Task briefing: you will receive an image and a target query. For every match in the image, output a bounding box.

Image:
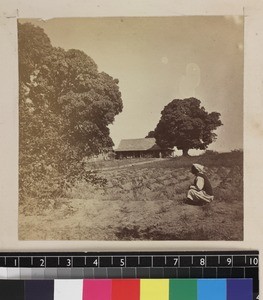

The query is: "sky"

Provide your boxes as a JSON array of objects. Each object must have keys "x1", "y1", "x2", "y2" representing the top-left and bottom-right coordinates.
[{"x1": 20, "y1": 17, "x2": 244, "y2": 154}]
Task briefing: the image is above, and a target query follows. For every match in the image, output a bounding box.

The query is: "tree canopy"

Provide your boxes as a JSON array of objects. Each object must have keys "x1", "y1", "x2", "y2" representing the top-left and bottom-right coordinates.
[
  {"x1": 150, "y1": 98, "x2": 222, "y2": 156},
  {"x1": 145, "y1": 131, "x2": 155, "y2": 138},
  {"x1": 18, "y1": 22, "x2": 123, "y2": 198}
]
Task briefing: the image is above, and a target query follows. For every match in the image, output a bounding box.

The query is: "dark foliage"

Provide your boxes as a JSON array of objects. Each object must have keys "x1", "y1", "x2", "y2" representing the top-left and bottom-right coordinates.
[
  {"x1": 18, "y1": 22, "x2": 123, "y2": 199},
  {"x1": 145, "y1": 131, "x2": 155, "y2": 138},
  {"x1": 151, "y1": 98, "x2": 222, "y2": 155}
]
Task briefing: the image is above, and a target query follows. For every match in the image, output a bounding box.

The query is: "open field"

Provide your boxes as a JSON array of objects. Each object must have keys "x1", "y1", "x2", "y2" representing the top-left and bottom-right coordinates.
[{"x1": 19, "y1": 152, "x2": 243, "y2": 240}]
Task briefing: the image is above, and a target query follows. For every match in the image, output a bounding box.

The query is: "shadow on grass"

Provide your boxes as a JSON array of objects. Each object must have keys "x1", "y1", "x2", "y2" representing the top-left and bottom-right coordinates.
[{"x1": 115, "y1": 225, "x2": 213, "y2": 240}]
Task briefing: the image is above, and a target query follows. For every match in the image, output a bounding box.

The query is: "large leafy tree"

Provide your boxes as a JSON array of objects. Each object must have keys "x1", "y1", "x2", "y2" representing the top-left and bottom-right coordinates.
[
  {"x1": 18, "y1": 22, "x2": 123, "y2": 198},
  {"x1": 151, "y1": 98, "x2": 222, "y2": 156}
]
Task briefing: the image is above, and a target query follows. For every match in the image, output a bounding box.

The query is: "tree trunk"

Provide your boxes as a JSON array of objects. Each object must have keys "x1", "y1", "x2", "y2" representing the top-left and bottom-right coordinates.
[{"x1": 182, "y1": 148, "x2": 190, "y2": 156}]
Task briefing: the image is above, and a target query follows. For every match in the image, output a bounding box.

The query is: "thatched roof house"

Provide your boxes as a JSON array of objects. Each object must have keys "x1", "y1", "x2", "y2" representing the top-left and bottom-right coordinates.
[{"x1": 115, "y1": 138, "x2": 174, "y2": 159}]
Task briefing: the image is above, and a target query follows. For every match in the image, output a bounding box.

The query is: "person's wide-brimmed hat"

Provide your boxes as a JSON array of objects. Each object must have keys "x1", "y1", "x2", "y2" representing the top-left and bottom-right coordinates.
[{"x1": 192, "y1": 163, "x2": 204, "y2": 173}]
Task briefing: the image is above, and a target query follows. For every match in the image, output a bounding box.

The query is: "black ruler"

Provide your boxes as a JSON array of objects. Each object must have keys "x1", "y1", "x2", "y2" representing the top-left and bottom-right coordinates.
[{"x1": 0, "y1": 251, "x2": 259, "y2": 299}]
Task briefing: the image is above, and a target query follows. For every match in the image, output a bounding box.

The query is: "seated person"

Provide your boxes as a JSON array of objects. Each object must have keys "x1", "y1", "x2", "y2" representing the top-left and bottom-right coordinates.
[{"x1": 186, "y1": 163, "x2": 214, "y2": 204}]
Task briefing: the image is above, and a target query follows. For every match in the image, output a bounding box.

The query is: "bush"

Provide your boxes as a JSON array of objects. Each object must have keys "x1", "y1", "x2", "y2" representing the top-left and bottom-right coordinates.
[{"x1": 203, "y1": 150, "x2": 219, "y2": 156}]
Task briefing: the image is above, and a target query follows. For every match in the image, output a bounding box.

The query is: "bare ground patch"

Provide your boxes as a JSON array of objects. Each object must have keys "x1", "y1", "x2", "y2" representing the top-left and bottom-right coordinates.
[{"x1": 19, "y1": 152, "x2": 243, "y2": 240}]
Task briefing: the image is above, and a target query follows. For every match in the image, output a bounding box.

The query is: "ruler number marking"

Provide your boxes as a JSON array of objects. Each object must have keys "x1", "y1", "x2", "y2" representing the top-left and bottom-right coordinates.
[
  {"x1": 174, "y1": 258, "x2": 178, "y2": 266},
  {"x1": 67, "y1": 258, "x2": 71, "y2": 267},
  {"x1": 120, "y1": 258, "x2": 125, "y2": 267},
  {"x1": 40, "y1": 258, "x2": 45, "y2": 267},
  {"x1": 227, "y1": 257, "x2": 232, "y2": 266},
  {"x1": 200, "y1": 258, "x2": 206, "y2": 266},
  {"x1": 93, "y1": 258, "x2": 98, "y2": 267},
  {"x1": 249, "y1": 257, "x2": 258, "y2": 266}
]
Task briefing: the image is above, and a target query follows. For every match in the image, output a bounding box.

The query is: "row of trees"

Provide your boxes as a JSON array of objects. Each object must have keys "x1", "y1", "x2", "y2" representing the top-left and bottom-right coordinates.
[
  {"x1": 19, "y1": 22, "x2": 123, "y2": 199},
  {"x1": 147, "y1": 98, "x2": 223, "y2": 156}
]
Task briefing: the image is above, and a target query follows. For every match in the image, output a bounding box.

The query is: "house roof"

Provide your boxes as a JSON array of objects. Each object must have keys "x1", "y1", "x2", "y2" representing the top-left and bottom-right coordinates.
[{"x1": 115, "y1": 138, "x2": 163, "y2": 152}]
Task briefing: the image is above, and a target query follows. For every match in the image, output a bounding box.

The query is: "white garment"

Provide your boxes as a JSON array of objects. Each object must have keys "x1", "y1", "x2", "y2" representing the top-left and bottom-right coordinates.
[
  {"x1": 187, "y1": 188, "x2": 214, "y2": 203},
  {"x1": 195, "y1": 176, "x2": 204, "y2": 190},
  {"x1": 192, "y1": 163, "x2": 204, "y2": 173}
]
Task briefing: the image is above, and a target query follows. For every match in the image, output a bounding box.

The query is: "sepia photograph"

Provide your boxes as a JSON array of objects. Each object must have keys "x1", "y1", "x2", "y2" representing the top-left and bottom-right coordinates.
[{"x1": 18, "y1": 16, "x2": 243, "y2": 240}]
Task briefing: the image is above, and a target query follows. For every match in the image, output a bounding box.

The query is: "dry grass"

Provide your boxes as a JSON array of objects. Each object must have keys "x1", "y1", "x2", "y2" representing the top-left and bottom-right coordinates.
[{"x1": 19, "y1": 152, "x2": 243, "y2": 240}]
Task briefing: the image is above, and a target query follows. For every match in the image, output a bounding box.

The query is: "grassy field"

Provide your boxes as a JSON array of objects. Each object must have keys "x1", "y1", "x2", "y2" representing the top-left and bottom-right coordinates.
[{"x1": 19, "y1": 151, "x2": 243, "y2": 240}]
